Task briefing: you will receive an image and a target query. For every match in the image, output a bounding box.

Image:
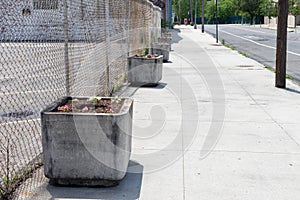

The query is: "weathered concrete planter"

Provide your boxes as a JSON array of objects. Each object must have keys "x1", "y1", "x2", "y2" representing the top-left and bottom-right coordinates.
[
  {"x1": 151, "y1": 43, "x2": 170, "y2": 62},
  {"x1": 158, "y1": 36, "x2": 172, "y2": 45},
  {"x1": 164, "y1": 33, "x2": 172, "y2": 37},
  {"x1": 41, "y1": 96, "x2": 133, "y2": 186},
  {"x1": 162, "y1": 31, "x2": 172, "y2": 38},
  {"x1": 127, "y1": 55, "x2": 163, "y2": 85}
]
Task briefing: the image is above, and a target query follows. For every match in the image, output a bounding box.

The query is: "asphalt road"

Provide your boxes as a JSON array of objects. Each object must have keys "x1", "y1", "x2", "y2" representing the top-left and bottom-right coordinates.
[{"x1": 204, "y1": 24, "x2": 300, "y2": 82}]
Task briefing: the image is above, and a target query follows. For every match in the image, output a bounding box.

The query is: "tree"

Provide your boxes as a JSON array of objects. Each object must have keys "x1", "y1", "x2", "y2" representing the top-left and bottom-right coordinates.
[
  {"x1": 218, "y1": 0, "x2": 235, "y2": 23},
  {"x1": 289, "y1": 0, "x2": 300, "y2": 28},
  {"x1": 260, "y1": 0, "x2": 278, "y2": 23},
  {"x1": 173, "y1": 0, "x2": 205, "y2": 24},
  {"x1": 204, "y1": 0, "x2": 236, "y2": 23},
  {"x1": 205, "y1": 0, "x2": 216, "y2": 23},
  {"x1": 173, "y1": 0, "x2": 193, "y2": 23},
  {"x1": 172, "y1": 0, "x2": 181, "y2": 23},
  {"x1": 237, "y1": 0, "x2": 264, "y2": 24},
  {"x1": 190, "y1": 0, "x2": 193, "y2": 23}
]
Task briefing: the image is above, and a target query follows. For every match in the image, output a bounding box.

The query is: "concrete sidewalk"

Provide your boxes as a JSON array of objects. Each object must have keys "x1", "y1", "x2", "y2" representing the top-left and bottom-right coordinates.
[{"x1": 14, "y1": 25, "x2": 300, "y2": 200}]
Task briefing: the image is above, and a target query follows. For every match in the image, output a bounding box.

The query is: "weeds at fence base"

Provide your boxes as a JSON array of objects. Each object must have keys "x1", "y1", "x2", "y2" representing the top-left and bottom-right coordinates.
[{"x1": 0, "y1": 156, "x2": 43, "y2": 200}]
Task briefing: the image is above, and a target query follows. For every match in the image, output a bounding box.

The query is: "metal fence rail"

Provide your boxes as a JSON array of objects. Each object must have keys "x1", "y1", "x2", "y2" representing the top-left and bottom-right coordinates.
[{"x1": 0, "y1": 0, "x2": 161, "y2": 198}]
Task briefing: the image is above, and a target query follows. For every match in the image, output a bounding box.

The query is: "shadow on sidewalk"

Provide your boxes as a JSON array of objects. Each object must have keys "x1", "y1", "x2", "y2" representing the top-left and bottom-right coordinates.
[
  {"x1": 285, "y1": 87, "x2": 300, "y2": 95},
  {"x1": 45, "y1": 161, "x2": 143, "y2": 200},
  {"x1": 129, "y1": 82, "x2": 167, "y2": 89},
  {"x1": 171, "y1": 29, "x2": 183, "y2": 44}
]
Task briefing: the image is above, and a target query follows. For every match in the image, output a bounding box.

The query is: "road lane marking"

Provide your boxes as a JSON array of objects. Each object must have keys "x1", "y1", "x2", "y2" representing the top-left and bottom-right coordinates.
[{"x1": 221, "y1": 30, "x2": 300, "y2": 57}]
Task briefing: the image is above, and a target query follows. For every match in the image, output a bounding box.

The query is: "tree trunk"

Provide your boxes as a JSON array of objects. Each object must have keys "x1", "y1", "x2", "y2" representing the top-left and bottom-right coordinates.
[
  {"x1": 190, "y1": 0, "x2": 193, "y2": 23},
  {"x1": 250, "y1": 15, "x2": 253, "y2": 25}
]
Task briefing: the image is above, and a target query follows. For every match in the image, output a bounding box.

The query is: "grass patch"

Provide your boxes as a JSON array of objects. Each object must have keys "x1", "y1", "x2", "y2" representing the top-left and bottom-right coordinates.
[
  {"x1": 239, "y1": 51, "x2": 249, "y2": 58},
  {"x1": 221, "y1": 39, "x2": 249, "y2": 58},
  {"x1": 264, "y1": 65, "x2": 294, "y2": 80},
  {"x1": 221, "y1": 39, "x2": 225, "y2": 45},
  {"x1": 286, "y1": 74, "x2": 294, "y2": 80},
  {"x1": 221, "y1": 39, "x2": 236, "y2": 50},
  {"x1": 264, "y1": 65, "x2": 275, "y2": 73},
  {"x1": 225, "y1": 44, "x2": 235, "y2": 50}
]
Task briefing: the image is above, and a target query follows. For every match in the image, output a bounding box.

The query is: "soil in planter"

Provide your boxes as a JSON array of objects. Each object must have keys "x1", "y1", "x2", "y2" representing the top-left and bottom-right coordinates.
[
  {"x1": 54, "y1": 98, "x2": 125, "y2": 114},
  {"x1": 134, "y1": 54, "x2": 159, "y2": 58}
]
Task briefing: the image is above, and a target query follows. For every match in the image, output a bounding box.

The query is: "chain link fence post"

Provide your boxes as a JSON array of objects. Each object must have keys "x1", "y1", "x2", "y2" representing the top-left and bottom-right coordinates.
[
  {"x1": 105, "y1": 0, "x2": 111, "y2": 96},
  {"x1": 64, "y1": 0, "x2": 70, "y2": 96}
]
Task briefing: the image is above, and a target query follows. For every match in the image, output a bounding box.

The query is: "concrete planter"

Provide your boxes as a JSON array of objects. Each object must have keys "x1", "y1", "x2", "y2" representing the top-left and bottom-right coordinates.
[
  {"x1": 151, "y1": 43, "x2": 170, "y2": 62},
  {"x1": 158, "y1": 36, "x2": 172, "y2": 45},
  {"x1": 41, "y1": 96, "x2": 133, "y2": 186},
  {"x1": 127, "y1": 55, "x2": 163, "y2": 85},
  {"x1": 162, "y1": 31, "x2": 172, "y2": 38}
]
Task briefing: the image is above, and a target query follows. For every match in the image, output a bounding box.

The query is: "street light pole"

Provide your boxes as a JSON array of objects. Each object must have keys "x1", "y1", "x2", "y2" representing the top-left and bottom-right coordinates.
[
  {"x1": 194, "y1": 0, "x2": 197, "y2": 29},
  {"x1": 215, "y1": 0, "x2": 218, "y2": 43},
  {"x1": 202, "y1": 0, "x2": 204, "y2": 32}
]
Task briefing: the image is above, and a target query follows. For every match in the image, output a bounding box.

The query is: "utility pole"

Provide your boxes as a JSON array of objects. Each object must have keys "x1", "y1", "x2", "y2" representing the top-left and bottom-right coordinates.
[
  {"x1": 202, "y1": 0, "x2": 204, "y2": 32},
  {"x1": 215, "y1": 0, "x2": 218, "y2": 43},
  {"x1": 275, "y1": 0, "x2": 288, "y2": 88}
]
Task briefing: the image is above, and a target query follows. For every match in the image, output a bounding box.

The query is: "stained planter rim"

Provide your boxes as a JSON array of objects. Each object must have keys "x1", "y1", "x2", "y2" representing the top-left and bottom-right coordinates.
[
  {"x1": 42, "y1": 96, "x2": 134, "y2": 116},
  {"x1": 128, "y1": 55, "x2": 163, "y2": 60}
]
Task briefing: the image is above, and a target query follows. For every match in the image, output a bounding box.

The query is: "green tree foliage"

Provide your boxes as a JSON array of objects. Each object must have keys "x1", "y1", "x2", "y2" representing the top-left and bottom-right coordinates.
[
  {"x1": 237, "y1": 0, "x2": 264, "y2": 24},
  {"x1": 173, "y1": 0, "x2": 240, "y2": 24},
  {"x1": 289, "y1": 0, "x2": 300, "y2": 16},
  {"x1": 205, "y1": 0, "x2": 216, "y2": 22},
  {"x1": 218, "y1": 0, "x2": 235, "y2": 23},
  {"x1": 173, "y1": 0, "x2": 193, "y2": 23},
  {"x1": 172, "y1": 0, "x2": 300, "y2": 25},
  {"x1": 204, "y1": 0, "x2": 235, "y2": 23},
  {"x1": 260, "y1": 0, "x2": 278, "y2": 19},
  {"x1": 204, "y1": 0, "x2": 262, "y2": 24},
  {"x1": 173, "y1": 0, "x2": 207, "y2": 24},
  {"x1": 289, "y1": 0, "x2": 300, "y2": 27}
]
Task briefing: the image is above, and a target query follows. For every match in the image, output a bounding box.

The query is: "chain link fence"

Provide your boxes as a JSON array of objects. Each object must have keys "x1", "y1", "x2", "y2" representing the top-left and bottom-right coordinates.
[{"x1": 0, "y1": 0, "x2": 161, "y2": 198}]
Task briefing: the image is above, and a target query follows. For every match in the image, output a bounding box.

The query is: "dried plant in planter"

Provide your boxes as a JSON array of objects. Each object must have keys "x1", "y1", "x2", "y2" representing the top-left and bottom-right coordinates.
[
  {"x1": 135, "y1": 48, "x2": 159, "y2": 59},
  {"x1": 55, "y1": 97, "x2": 124, "y2": 114}
]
